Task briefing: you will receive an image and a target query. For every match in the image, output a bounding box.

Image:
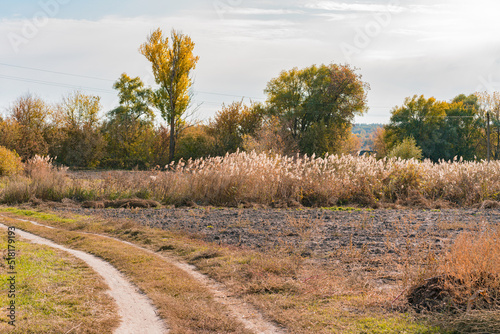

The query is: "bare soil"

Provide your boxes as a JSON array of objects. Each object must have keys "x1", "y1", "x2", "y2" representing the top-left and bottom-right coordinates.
[
  {"x1": 52, "y1": 206, "x2": 500, "y2": 261},
  {"x1": 45, "y1": 205, "x2": 500, "y2": 331}
]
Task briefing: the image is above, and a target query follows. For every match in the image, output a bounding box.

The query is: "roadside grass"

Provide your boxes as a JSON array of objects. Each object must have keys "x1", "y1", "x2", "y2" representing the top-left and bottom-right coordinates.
[
  {"x1": 0, "y1": 239, "x2": 118, "y2": 333},
  {"x1": 0, "y1": 212, "x2": 250, "y2": 334},
  {"x1": 0, "y1": 207, "x2": 77, "y2": 224},
  {"x1": 0, "y1": 207, "x2": 449, "y2": 333}
]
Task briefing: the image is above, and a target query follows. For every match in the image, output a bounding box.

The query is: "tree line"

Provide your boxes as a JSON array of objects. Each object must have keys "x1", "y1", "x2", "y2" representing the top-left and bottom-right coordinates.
[
  {"x1": 0, "y1": 62, "x2": 368, "y2": 168},
  {"x1": 1, "y1": 27, "x2": 498, "y2": 168},
  {"x1": 372, "y1": 92, "x2": 500, "y2": 162},
  {"x1": 0, "y1": 28, "x2": 371, "y2": 168}
]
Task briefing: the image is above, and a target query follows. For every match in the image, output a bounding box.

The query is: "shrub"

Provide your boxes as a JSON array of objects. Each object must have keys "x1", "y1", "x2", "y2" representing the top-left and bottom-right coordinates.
[
  {"x1": 388, "y1": 137, "x2": 423, "y2": 161},
  {"x1": 408, "y1": 227, "x2": 500, "y2": 313},
  {"x1": 0, "y1": 146, "x2": 23, "y2": 176},
  {"x1": 25, "y1": 155, "x2": 69, "y2": 201}
]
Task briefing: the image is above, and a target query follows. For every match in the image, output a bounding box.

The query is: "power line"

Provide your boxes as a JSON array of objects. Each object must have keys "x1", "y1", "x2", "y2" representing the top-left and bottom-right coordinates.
[
  {"x1": 0, "y1": 63, "x2": 115, "y2": 82},
  {"x1": 195, "y1": 90, "x2": 265, "y2": 100},
  {"x1": 0, "y1": 74, "x2": 254, "y2": 108},
  {"x1": 0, "y1": 62, "x2": 267, "y2": 100},
  {"x1": 0, "y1": 74, "x2": 115, "y2": 94}
]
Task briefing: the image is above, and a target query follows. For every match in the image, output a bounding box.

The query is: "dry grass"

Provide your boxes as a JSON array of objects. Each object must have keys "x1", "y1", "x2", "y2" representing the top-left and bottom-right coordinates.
[
  {"x1": 409, "y1": 226, "x2": 500, "y2": 307},
  {"x1": 2, "y1": 151, "x2": 500, "y2": 208},
  {"x1": 0, "y1": 239, "x2": 118, "y2": 333},
  {"x1": 404, "y1": 225, "x2": 500, "y2": 334},
  {"x1": 440, "y1": 226, "x2": 500, "y2": 295}
]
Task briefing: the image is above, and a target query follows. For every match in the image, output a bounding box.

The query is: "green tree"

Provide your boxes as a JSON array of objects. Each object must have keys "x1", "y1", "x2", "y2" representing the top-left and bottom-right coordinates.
[
  {"x1": 175, "y1": 125, "x2": 215, "y2": 160},
  {"x1": 140, "y1": 28, "x2": 199, "y2": 162},
  {"x1": 385, "y1": 95, "x2": 447, "y2": 161},
  {"x1": 111, "y1": 73, "x2": 154, "y2": 121},
  {"x1": 103, "y1": 74, "x2": 155, "y2": 169},
  {"x1": 386, "y1": 94, "x2": 483, "y2": 161},
  {"x1": 264, "y1": 63, "x2": 369, "y2": 155},
  {"x1": 441, "y1": 94, "x2": 482, "y2": 161},
  {"x1": 56, "y1": 92, "x2": 105, "y2": 167}
]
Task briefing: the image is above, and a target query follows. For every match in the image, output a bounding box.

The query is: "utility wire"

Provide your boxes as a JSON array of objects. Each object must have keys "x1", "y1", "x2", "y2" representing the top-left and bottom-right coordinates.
[
  {"x1": 0, "y1": 62, "x2": 267, "y2": 100},
  {"x1": 0, "y1": 74, "x2": 115, "y2": 94},
  {"x1": 0, "y1": 62, "x2": 115, "y2": 82},
  {"x1": 0, "y1": 72, "x2": 484, "y2": 116},
  {"x1": 0, "y1": 75, "x2": 252, "y2": 107}
]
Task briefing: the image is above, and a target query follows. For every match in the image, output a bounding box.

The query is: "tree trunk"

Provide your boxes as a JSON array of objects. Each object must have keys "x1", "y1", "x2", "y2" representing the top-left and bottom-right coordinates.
[
  {"x1": 169, "y1": 114, "x2": 175, "y2": 163},
  {"x1": 487, "y1": 112, "x2": 491, "y2": 162}
]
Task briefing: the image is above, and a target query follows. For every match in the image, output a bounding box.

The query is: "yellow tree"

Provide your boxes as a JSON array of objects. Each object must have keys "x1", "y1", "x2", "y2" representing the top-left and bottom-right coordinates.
[
  {"x1": 8, "y1": 94, "x2": 51, "y2": 160},
  {"x1": 370, "y1": 127, "x2": 388, "y2": 158},
  {"x1": 55, "y1": 91, "x2": 104, "y2": 167},
  {"x1": 140, "y1": 28, "x2": 199, "y2": 162}
]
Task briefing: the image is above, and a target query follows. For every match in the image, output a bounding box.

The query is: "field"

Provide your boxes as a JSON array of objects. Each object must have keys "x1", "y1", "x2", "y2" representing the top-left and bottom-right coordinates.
[
  {"x1": 0, "y1": 203, "x2": 496, "y2": 333},
  {"x1": 0, "y1": 153, "x2": 499, "y2": 333}
]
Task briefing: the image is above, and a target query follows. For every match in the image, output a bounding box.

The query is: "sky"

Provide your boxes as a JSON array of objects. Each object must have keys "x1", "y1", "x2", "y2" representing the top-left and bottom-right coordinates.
[{"x1": 1, "y1": 0, "x2": 500, "y2": 124}]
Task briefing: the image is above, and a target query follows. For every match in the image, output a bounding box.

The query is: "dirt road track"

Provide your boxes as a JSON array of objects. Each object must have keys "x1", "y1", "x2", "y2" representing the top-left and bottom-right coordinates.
[
  {"x1": 0, "y1": 221, "x2": 168, "y2": 334},
  {"x1": 0, "y1": 214, "x2": 285, "y2": 334}
]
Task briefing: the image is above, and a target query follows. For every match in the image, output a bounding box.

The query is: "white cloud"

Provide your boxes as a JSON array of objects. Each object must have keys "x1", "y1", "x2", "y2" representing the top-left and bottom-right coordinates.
[
  {"x1": 314, "y1": 12, "x2": 361, "y2": 21},
  {"x1": 305, "y1": 1, "x2": 405, "y2": 13},
  {"x1": 1, "y1": 1, "x2": 500, "y2": 123},
  {"x1": 214, "y1": 7, "x2": 303, "y2": 15}
]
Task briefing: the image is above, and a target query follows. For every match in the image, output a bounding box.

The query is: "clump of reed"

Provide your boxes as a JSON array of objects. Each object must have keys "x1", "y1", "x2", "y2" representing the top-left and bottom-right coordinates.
[{"x1": 2, "y1": 151, "x2": 500, "y2": 207}]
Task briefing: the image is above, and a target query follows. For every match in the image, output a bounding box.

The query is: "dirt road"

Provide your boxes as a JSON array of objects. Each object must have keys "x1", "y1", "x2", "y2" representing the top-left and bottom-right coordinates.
[
  {"x1": 1, "y1": 214, "x2": 285, "y2": 334},
  {"x1": 0, "y1": 221, "x2": 168, "y2": 334}
]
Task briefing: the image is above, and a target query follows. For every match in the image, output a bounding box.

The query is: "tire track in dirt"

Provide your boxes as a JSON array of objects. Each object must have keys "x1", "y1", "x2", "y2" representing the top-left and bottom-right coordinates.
[
  {"x1": 1, "y1": 215, "x2": 284, "y2": 334},
  {"x1": 0, "y1": 219, "x2": 168, "y2": 334},
  {"x1": 111, "y1": 238, "x2": 285, "y2": 334}
]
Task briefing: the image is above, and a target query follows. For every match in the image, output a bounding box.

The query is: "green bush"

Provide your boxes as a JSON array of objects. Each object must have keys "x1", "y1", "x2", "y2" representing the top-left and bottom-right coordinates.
[
  {"x1": 0, "y1": 146, "x2": 23, "y2": 176},
  {"x1": 388, "y1": 137, "x2": 423, "y2": 161}
]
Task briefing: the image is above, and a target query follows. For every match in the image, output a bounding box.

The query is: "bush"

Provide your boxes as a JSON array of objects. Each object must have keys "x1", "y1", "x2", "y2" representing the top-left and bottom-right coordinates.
[
  {"x1": 388, "y1": 137, "x2": 423, "y2": 161},
  {"x1": 0, "y1": 146, "x2": 23, "y2": 176},
  {"x1": 408, "y1": 227, "x2": 500, "y2": 313}
]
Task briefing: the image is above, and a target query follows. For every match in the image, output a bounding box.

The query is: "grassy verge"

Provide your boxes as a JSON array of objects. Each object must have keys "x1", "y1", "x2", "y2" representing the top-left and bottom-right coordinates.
[
  {"x1": 0, "y1": 209, "x2": 250, "y2": 334},
  {"x1": 0, "y1": 238, "x2": 118, "y2": 333},
  {"x1": 0, "y1": 207, "x2": 448, "y2": 333}
]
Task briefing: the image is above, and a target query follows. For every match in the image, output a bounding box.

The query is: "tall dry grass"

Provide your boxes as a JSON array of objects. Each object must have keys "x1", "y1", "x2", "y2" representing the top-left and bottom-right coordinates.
[
  {"x1": 406, "y1": 226, "x2": 500, "y2": 332},
  {"x1": 1, "y1": 151, "x2": 500, "y2": 207},
  {"x1": 436, "y1": 227, "x2": 500, "y2": 310}
]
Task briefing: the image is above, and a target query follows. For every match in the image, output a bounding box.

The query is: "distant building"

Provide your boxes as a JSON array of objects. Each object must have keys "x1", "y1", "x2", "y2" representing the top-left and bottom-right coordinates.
[{"x1": 358, "y1": 150, "x2": 377, "y2": 156}]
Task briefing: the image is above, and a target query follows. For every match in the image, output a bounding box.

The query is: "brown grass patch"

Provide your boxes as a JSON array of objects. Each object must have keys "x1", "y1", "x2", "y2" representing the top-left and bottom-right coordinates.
[{"x1": 407, "y1": 226, "x2": 500, "y2": 332}]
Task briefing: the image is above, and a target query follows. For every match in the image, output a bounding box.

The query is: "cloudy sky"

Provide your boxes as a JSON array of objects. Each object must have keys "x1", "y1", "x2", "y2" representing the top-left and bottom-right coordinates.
[{"x1": 1, "y1": 0, "x2": 499, "y2": 124}]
